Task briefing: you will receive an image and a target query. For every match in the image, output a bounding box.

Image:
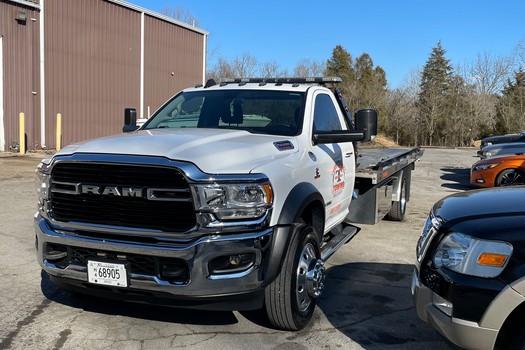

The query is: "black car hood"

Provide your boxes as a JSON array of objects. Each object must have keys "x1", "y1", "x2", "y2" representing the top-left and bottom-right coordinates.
[
  {"x1": 483, "y1": 134, "x2": 523, "y2": 144},
  {"x1": 433, "y1": 187, "x2": 525, "y2": 240}
]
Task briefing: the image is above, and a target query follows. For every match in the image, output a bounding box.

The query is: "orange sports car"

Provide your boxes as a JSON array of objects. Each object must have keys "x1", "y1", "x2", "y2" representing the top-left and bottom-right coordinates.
[{"x1": 471, "y1": 154, "x2": 525, "y2": 187}]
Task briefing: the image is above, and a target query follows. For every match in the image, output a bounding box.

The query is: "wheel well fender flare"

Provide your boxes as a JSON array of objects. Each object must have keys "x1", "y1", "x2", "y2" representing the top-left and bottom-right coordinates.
[
  {"x1": 262, "y1": 183, "x2": 325, "y2": 286},
  {"x1": 277, "y1": 182, "x2": 325, "y2": 226}
]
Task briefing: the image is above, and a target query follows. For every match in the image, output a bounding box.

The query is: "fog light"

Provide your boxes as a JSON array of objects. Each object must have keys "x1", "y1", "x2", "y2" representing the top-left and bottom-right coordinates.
[
  {"x1": 433, "y1": 293, "x2": 453, "y2": 316},
  {"x1": 160, "y1": 262, "x2": 187, "y2": 280},
  {"x1": 476, "y1": 179, "x2": 485, "y2": 183},
  {"x1": 44, "y1": 244, "x2": 67, "y2": 261},
  {"x1": 209, "y1": 253, "x2": 255, "y2": 274}
]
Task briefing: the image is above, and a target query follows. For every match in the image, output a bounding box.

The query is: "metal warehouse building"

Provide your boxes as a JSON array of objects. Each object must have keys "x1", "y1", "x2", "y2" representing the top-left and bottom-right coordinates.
[{"x1": 1, "y1": 0, "x2": 207, "y2": 151}]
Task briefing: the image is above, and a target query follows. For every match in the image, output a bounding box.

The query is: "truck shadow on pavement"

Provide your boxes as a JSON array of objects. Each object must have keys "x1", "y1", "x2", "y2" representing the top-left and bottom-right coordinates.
[
  {"x1": 40, "y1": 270, "x2": 239, "y2": 326},
  {"x1": 40, "y1": 263, "x2": 451, "y2": 348},
  {"x1": 440, "y1": 167, "x2": 477, "y2": 191},
  {"x1": 316, "y1": 262, "x2": 452, "y2": 349}
]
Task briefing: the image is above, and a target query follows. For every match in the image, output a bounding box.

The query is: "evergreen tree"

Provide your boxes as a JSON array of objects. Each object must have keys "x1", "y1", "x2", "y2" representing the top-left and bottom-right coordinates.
[
  {"x1": 418, "y1": 41, "x2": 453, "y2": 145},
  {"x1": 353, "y1": 53, "x2": 387, "y2": 116},
  {"x1": 496, "y1": 69, "x2": 525, "y2": 133},
  {"x1": 325, "y1": 46, "x2": 388, "y2": 129},
  {"x1": 325, "y1": 45, "x2": 354, "y2": 101}
]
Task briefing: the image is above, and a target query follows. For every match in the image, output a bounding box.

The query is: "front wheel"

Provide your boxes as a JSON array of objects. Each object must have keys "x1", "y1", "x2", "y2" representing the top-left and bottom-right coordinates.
[
  {"x1": 496, "y1": 169, "x2": 525, "y2": 187},
  {"x1": 509, "y1": 329, "x2": 525, "y2": 350},
  {"x1": 264, "y1": 224, "x2": 324, "y2": 331}
]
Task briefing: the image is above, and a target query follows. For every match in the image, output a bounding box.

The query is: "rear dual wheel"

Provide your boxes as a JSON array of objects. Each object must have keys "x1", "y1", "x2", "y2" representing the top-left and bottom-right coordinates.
[
  {"x1": 386, "y1": 172, "x2": 408, "y2": 221},
  {"x1": 264, "y1": 224, "x2": 324, "y2": 331}
]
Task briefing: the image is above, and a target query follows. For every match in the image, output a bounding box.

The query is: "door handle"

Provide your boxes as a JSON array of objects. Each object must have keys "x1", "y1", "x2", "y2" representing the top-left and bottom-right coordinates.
[{"x1": 345, "y1": 152, "x2": 353, "y2": 158}]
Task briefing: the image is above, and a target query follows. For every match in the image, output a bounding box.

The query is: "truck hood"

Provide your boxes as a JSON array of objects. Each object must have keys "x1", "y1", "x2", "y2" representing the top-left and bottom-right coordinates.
[
  {"x1": 57, "y1": 129, "x2": 298, "y2": 173},
  {"x1": 432, "y1": 187, "x2": 525, "y2": 239}
]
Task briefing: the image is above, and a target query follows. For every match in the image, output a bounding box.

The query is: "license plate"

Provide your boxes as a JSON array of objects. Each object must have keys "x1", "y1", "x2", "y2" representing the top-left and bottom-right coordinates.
[{"x1": 87, "y1": 260, "x2": 128, "y2": 287}]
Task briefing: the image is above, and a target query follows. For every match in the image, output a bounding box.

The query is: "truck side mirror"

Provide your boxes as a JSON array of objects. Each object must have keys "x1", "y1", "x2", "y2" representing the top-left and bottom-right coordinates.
[
  {"x1": 123, "y1": 108, "x2": 139, "y2": 133},
  {"x1": 355, "y1": 109, "x2": 378, "y2": 142}
]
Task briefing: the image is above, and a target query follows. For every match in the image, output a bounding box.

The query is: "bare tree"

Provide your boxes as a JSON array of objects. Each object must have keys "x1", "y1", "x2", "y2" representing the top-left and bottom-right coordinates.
[
  {"x1": 206, "y1": 53, "x2": 259, "y2": 80},
  {"x1": 161, "y1": 5, "x2": 199, "y2": 26},
  {"x1": 466, "y1": 52, "x2": 513, "y2": 94},
  {"x1": 206, "y1": 58, "x2": 235, "y2": 81},
  {"x1": 513, "y1": 38, "x2": 525, "y2": 69},
  {"x1": 293, "y1": 58, "x2": 326, "y2": 77},
  {"x1": 260, "y1": 61, "x2": 287, "y2": 78},
  {"x1": 231, "y1": 52, "x2": 259, "y2": 78},
  {"x1": 385, "y1": 68, "x2": 421, "y2": 145}
]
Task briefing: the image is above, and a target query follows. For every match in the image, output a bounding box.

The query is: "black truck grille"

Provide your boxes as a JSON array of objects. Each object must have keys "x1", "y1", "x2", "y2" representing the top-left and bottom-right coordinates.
[{"x1": 48, "y1": 162, "x2": 196, "y2": 232}]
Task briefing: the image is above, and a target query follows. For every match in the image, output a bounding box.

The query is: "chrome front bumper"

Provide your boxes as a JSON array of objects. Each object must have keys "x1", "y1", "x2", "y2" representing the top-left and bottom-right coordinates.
[
  {"x1": 36, "y1": 215, "x2": 277, "y2": 305},
  {"x1": 411, "y1": 270, "x2": 498, "y2": 350}
]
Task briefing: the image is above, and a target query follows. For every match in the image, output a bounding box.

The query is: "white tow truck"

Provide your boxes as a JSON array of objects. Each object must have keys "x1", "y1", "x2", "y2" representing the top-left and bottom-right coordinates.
[{"x1": 35, "y1": 77, "x2": 422, "y2": 330}]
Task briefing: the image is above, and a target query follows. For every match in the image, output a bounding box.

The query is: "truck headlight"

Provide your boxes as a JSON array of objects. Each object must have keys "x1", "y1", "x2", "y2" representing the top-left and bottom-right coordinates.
[
  {"x1": 35, "y1": 160, "x2": 51, "y2": 205},
  {"x1": 433, "y1": 232, "x2": 512, "y2": 278},
  {"x1": 192, "y1": 183, "x2": 273, "y2": 220}
]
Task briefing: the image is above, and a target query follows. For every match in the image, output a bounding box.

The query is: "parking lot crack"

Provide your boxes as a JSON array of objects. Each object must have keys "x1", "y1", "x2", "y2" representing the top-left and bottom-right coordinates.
[
  {"x1": 335, "y1": 306, "x2": 415, "y2": 331},
  {"x1": 52, "y1": 329, "x2": 72, "y2": 350},
  {"x1": 0, "y1": 298, "x2": 51, "y2": 349}
]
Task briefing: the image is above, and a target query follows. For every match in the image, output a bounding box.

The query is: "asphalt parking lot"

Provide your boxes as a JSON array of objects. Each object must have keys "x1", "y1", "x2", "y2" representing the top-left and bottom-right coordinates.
[{"x1": 0, "y1": 148, "x2": 478, "y2": 350}]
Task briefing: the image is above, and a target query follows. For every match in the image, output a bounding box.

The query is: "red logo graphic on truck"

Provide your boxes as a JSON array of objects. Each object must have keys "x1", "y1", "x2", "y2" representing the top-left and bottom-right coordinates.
[{"x1": 332, "y1": 164, "x2": 345, "y2": 195}]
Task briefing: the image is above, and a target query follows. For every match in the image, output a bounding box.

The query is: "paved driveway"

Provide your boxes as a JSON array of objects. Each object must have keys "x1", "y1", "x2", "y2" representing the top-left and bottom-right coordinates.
[{"x1": 0, "y1": 148, "x2": 477, "y2": 349}]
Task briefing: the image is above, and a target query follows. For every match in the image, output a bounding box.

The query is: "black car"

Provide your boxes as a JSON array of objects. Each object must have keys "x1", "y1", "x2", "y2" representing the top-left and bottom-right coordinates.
[
  {"x1": 481, "y1": 131, "x2": 525, "y2": 148},
  {"x1": 477, "y1": 142, "x2": 525, "y2": 159},
  {"x1": 412, "y1": 187, "x2": 525, "y2": 350}
]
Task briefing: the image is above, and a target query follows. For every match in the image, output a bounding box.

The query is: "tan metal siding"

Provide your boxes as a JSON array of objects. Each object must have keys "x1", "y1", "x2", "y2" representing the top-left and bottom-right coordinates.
[
  {"x1": 45, "y1": 0, "x2": 141, "y2": 148},
  {"x1": 0, "y1": 1, "x2": 40, "y2": 151},
  {"x1": 143, "y1": 15, "x2": 204, "y2": 117}
]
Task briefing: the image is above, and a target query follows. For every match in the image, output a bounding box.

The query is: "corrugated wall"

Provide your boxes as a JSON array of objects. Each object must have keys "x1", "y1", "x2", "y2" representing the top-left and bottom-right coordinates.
[
  {"x1": 0, "y1": 0, "x2": 40, "y2": 151},
  {"x1": 45, "y1": 0, "x2": 141, "y2": 148},
  {"x1": 143, "y1": 15, "x2": 204, "y2": 118},
  {"x1": 1, "y1": 0, "x2": 205, "y2": 150}
]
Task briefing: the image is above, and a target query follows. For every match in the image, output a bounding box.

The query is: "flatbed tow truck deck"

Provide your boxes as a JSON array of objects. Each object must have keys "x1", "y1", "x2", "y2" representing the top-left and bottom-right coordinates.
[
  {"x1": 357, "y1": 147, "x2": 424, "y2": 184},
  {"x1": 349, "y1": 147, "x2": 423, "y2": 224}
]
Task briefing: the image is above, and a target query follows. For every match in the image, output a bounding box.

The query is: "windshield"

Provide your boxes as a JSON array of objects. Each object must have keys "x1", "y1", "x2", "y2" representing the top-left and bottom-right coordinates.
[{"x1": 143, "y1": 89, "x2": 305, "y2": 136}]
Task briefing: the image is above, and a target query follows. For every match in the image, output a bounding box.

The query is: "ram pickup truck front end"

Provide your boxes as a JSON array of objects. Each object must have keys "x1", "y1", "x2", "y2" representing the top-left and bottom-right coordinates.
[{"x1": 35, "y1": 152, "x2": 283, "y2": 310}]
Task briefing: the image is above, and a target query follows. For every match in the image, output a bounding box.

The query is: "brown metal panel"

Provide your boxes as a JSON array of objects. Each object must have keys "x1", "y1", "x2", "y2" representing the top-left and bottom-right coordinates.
[
  {"x1": 0, "y1": 1, "x2": 40, "y2": 151},
  {"x1": 143, "y1": 15, "x2": 204, "y2": 118},
  {"x1": 45, "y1": 0, "x2": 141, "y2": 148}
]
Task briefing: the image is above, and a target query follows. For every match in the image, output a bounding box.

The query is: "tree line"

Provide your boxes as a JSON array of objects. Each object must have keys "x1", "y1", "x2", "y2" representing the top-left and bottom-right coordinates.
[{"x1": 205, "y1": 41, "x2": 525, "y2": 147}]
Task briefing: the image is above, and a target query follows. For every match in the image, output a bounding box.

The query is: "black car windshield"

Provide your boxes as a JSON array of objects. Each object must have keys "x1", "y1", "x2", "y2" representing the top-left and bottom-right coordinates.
[{"x1": 143, "y1": 89, "x2": 305, "y2": 136}]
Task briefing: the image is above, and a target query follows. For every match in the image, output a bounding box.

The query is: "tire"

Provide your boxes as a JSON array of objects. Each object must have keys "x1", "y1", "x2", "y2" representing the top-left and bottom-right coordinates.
[
  {"x1": 509, "y1": 329, "x2": 525, "y2": 350},
  {"x1": 496, "y1": 169, "x2": 525, "y2": 187},
  {"x1": 386, "y1": 172, "x2": 407, "y2": 221},
  {"x1": 264, "y1": 224, "x2": 324, "y2": 331}
]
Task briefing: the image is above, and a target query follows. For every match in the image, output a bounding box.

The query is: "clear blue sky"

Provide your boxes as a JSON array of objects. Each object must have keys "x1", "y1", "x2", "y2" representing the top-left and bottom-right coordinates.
[{"x1": 127, "y1": 0, "x2": 525, "y2": 89}]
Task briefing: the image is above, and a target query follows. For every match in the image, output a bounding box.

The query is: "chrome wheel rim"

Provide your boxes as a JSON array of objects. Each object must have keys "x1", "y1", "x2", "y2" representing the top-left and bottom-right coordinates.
[
  {"x1": 400, "y1": 180, "x2": 407, "y2": 214},
  {"x1": 296, "y1": 242, "x2": 324, "y2": 313}
]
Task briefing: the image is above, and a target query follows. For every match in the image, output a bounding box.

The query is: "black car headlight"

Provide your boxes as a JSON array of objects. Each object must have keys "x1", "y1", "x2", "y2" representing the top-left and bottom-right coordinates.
[{"x1": 433, "y1": 232, "x2": 512, "y2": 278}]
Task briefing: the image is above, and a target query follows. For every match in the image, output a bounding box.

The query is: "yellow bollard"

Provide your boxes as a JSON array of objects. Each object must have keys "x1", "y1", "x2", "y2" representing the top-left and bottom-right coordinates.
[
  {"x1": 19, "y1": 112, "x2": 25, "y2": 154},
  {"x1": 56, "y1": 113, "x2": 62, "y2": 151}
]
